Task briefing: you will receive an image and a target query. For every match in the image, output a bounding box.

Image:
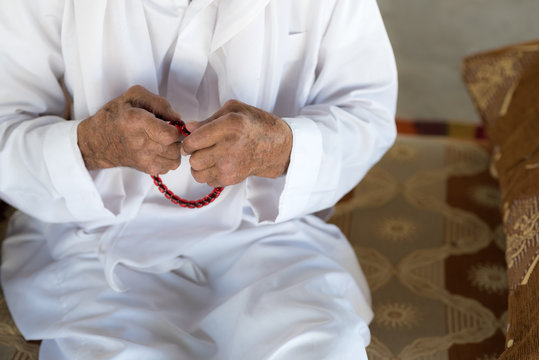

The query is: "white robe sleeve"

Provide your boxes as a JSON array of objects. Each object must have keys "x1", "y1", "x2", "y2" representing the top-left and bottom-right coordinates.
[
  {"x1": 246, "y1": 0, "x2": 398, "y2": 222},
  {"x1": 0, "y1": 1, "x2": 113, "y2": 223}
]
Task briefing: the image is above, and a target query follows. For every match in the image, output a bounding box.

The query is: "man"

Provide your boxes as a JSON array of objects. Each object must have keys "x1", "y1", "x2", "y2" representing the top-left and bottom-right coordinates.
[{"x1": 0, "y1": 0, "x2": 397, "y2": 359}]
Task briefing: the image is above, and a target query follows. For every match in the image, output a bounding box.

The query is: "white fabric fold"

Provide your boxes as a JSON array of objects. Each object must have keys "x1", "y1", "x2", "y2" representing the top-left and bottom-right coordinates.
[
  {"x1": 0, "y1": 0, "x2": 397, "y2": 358},
  {"x1": 211, "y1": 0, "x2": 272, "y2": 52}
]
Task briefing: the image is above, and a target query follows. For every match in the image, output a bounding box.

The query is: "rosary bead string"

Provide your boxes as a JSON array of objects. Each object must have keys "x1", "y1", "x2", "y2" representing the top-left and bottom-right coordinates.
[{"x1": 151, "y1": 120, "x2": 224, "y2": 208}]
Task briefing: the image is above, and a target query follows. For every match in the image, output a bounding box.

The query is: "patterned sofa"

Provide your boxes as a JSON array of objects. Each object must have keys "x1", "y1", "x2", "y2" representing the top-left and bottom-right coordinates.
[{"x1": 0, "y1": 41, "x2": 537, "y2": 360}]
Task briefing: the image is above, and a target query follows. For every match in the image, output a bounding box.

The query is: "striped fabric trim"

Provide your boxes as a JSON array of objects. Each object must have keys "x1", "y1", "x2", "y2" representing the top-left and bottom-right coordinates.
[{"x1": 396, "y1": 118, "x2": 486, "y2": 139}]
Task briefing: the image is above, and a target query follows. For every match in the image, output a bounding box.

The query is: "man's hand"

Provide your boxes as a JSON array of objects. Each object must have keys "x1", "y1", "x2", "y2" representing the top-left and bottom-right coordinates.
[
  {"x1": 77, "y1": 85, "x2": 184, "y2": 175},
  {"x1": 181, "y1": 100, "x2": 293, "y2": 187}
]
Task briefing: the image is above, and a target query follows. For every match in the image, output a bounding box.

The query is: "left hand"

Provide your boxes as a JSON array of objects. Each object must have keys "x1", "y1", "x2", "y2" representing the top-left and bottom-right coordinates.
[{"x1": 180, "y1": 100, "x2": 293, "y2": 187}]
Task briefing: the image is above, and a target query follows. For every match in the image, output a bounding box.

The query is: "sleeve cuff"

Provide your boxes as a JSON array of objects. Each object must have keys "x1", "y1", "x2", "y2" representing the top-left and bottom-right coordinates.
[
  {"x1": 254, "y1": 116, "x2": 320, "y2": 222},
  {"x1": 276, "y1": 117, "x2": 323, "y2": 222},
  {"x1": 43, "y1": 119, "x2": 110, "y2": 221},
  {"x1": 245, "y1": 116, "x2": 323, "y2": 223}
]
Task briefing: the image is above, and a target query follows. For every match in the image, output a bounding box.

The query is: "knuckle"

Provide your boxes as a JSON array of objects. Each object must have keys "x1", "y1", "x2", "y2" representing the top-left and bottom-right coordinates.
[
  {"x1": 158, "y1": 164, "x2": 172, "y2": 175},
  {"x1": 124, "y1": 108, "x2": 142, "y2": 123},
  {"x1": 189, "y1": 156, "x2": 201, "y2": 170},
  {"x1": 232, "y1": 112, "x2": 248, "y2": 126},
  {"x1": 217, "y1": 159, "x2": 234, "y2": 175},
  {"x1": 153, "y1": 142, "x2": 165, "y2": 155},
  {"x1": 140, "y1": 162, "x2": 154, "y2": 174},
  {"x1": 144, "y1": 146, "x2": 157, "y2": 157},
  {"x1": 146, "y1": 165, "x2": 156, "y2": 175},
  {"x1": 156, "y1": 97, "x2": 170, "y2": 110},
  {"x1": 147, "y1": 161, "x2": 166, "y2": 175},
  {"x1": 218, "y1": 173, "x2": 235, "y2": 186},
  {"x1": 136, "y1": 152, "x2": 152, "y2": 166},
  {"x1": 224, "y1": 99, "x2": 241, "y2": 109},
  {"x1": 191, "y1": 169, "x2": 205, "y2": 184},
  {"x1": 216, "y1": 161, "x2": 240, "y2": 185},
  {"x1": 99, "y1": 101, "x2": 118, "y2": 119},
  {"x1": 227, "y1": 112, "x2": 243, "y2": 122},
  {"x1": 224, "y1": 113, "x2": 246, "y2": 134},
  {"x1": 181, "y1": 137, "x2": 194, "y2": 153},
  {"x1": 163, "y1": 126, "x2": 180, "y2": 142},
  {"x1": 167, "y1": 144, "x2": 182, "y2": 158},
  {"x1": 127, "y1": 85, "x2": 144, "y2": 95},
  {"x1": 129, "y1": 136, "x2": 146, "y2": 150},
  {"x1": 171, "y1": 159, "x2": 181, "y2": 170},
  {"x1": 225, "y1": 125, "x2": 244, "y2": 142},
  {"x1": 151, "y1": 167, "x2": 164, "y2": 175}
]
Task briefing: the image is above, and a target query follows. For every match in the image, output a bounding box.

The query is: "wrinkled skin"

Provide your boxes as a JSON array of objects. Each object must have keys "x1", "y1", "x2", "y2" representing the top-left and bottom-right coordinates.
[
  {"x1": 77, "y1": 85, "x2": 184, "y2": 175},
  {"x1": 181, "y1": 99, "x2": 292, "y2": 187},
  {"x1": 78, "y1": 86, "x2": 292, "y2": 187}
]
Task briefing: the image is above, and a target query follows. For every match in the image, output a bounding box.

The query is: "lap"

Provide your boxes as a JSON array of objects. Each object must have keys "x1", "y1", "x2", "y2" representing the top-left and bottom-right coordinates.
[{"x1": 4, "y1": 217, "x2": 372, "y2": 360}]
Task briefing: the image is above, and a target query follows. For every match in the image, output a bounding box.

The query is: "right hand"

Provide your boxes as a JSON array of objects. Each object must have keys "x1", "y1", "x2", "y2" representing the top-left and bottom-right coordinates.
[{"x1": 77, "y1": 85, "x2": 183, "y2": 175}]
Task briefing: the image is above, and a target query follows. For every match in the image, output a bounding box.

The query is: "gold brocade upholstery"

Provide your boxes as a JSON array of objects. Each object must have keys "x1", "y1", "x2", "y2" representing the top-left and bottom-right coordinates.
[
  {"x1": 463, "y1": 39, "x2": 539, "y2": 360},
  {"x1": 331, "y1": 134, "x2": 506, "y2": 359}
]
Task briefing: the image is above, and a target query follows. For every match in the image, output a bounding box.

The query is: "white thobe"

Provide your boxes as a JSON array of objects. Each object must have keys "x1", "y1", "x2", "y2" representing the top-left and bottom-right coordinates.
[{"x1": 0, "y1": 0, "x2": 397, "y2": 359}]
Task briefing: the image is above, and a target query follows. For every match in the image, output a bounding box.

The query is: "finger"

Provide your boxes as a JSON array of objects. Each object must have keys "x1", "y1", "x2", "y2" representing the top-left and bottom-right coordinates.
[
  {"x1": 146, "y1": 156, "x2": 181, "y2": 175},
  {"x1": 147, "y1": 141, "x2": 182, "y2": 161},
  {"x1": 185, "y1": 99, "x2": 243, "y2": 134},
  {"x1": 207, "y1": 179, "x2": 223, "y2": 188},
  {"x1": 181, "y1": 117, "x2": 227, "y2": 155},
  {"x1": 125, "y1": 85, "x2": 181, "y2": 123},
  {"x1": 189, "y1": 146, "x2": 218, "y2": 171},
  {"x1": 143, "y1": 116, "x2": 183, "y2": 146},
  {"x1": 191, "y1": 164, "x2": 246, "y2": 187},
  {"x1": 157, "y1": 155, "x2": 181, "y2": 173},
  {"x1": 201, "y1": 99, "x2": 244, "y2": 124},
  {"x1": 191, "y1": 167, "x2": 217, "y2": 185},
  {"x1": 159, "y1": 142, "x2": 182, "y2": 161},
  {"x1": 121, "y1": 107, "x2": 182, "y2": 146},
  {"x1": 185, "y1": 121, "x2": 204, "y2": 133}
]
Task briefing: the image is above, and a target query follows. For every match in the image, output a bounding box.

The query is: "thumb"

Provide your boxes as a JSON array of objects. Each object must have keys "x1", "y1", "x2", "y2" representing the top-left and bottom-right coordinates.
[
  {"x1": 185, "y1": 121, "x2": 207, "y2": 133},
  {"x1": 185, "y1": 113, "x2": 220, "y2": 133},
  {"x1": 187, "y1": 102, "x2": 234, "y2": 133}
]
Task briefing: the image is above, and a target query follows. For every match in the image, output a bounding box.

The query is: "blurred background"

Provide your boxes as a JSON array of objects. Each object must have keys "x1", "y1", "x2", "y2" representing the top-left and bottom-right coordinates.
[{"x1": 378, "y1": 0, "x2": 539, "y2": 123}]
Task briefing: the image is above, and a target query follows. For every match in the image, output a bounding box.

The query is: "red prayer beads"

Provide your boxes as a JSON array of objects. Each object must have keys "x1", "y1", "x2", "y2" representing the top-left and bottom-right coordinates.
[{"x1": 151, "y1": 120, "x2": 224, "y2": 208}]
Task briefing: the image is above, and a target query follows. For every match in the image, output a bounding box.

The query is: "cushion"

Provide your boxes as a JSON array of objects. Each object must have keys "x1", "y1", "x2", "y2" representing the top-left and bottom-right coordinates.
[
  {"x1": 463, "y1": 40, "x2": 539, "y2": 359},
  {"x1": 331, "y1": 120, "x2": 507, "y2": 359}
]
